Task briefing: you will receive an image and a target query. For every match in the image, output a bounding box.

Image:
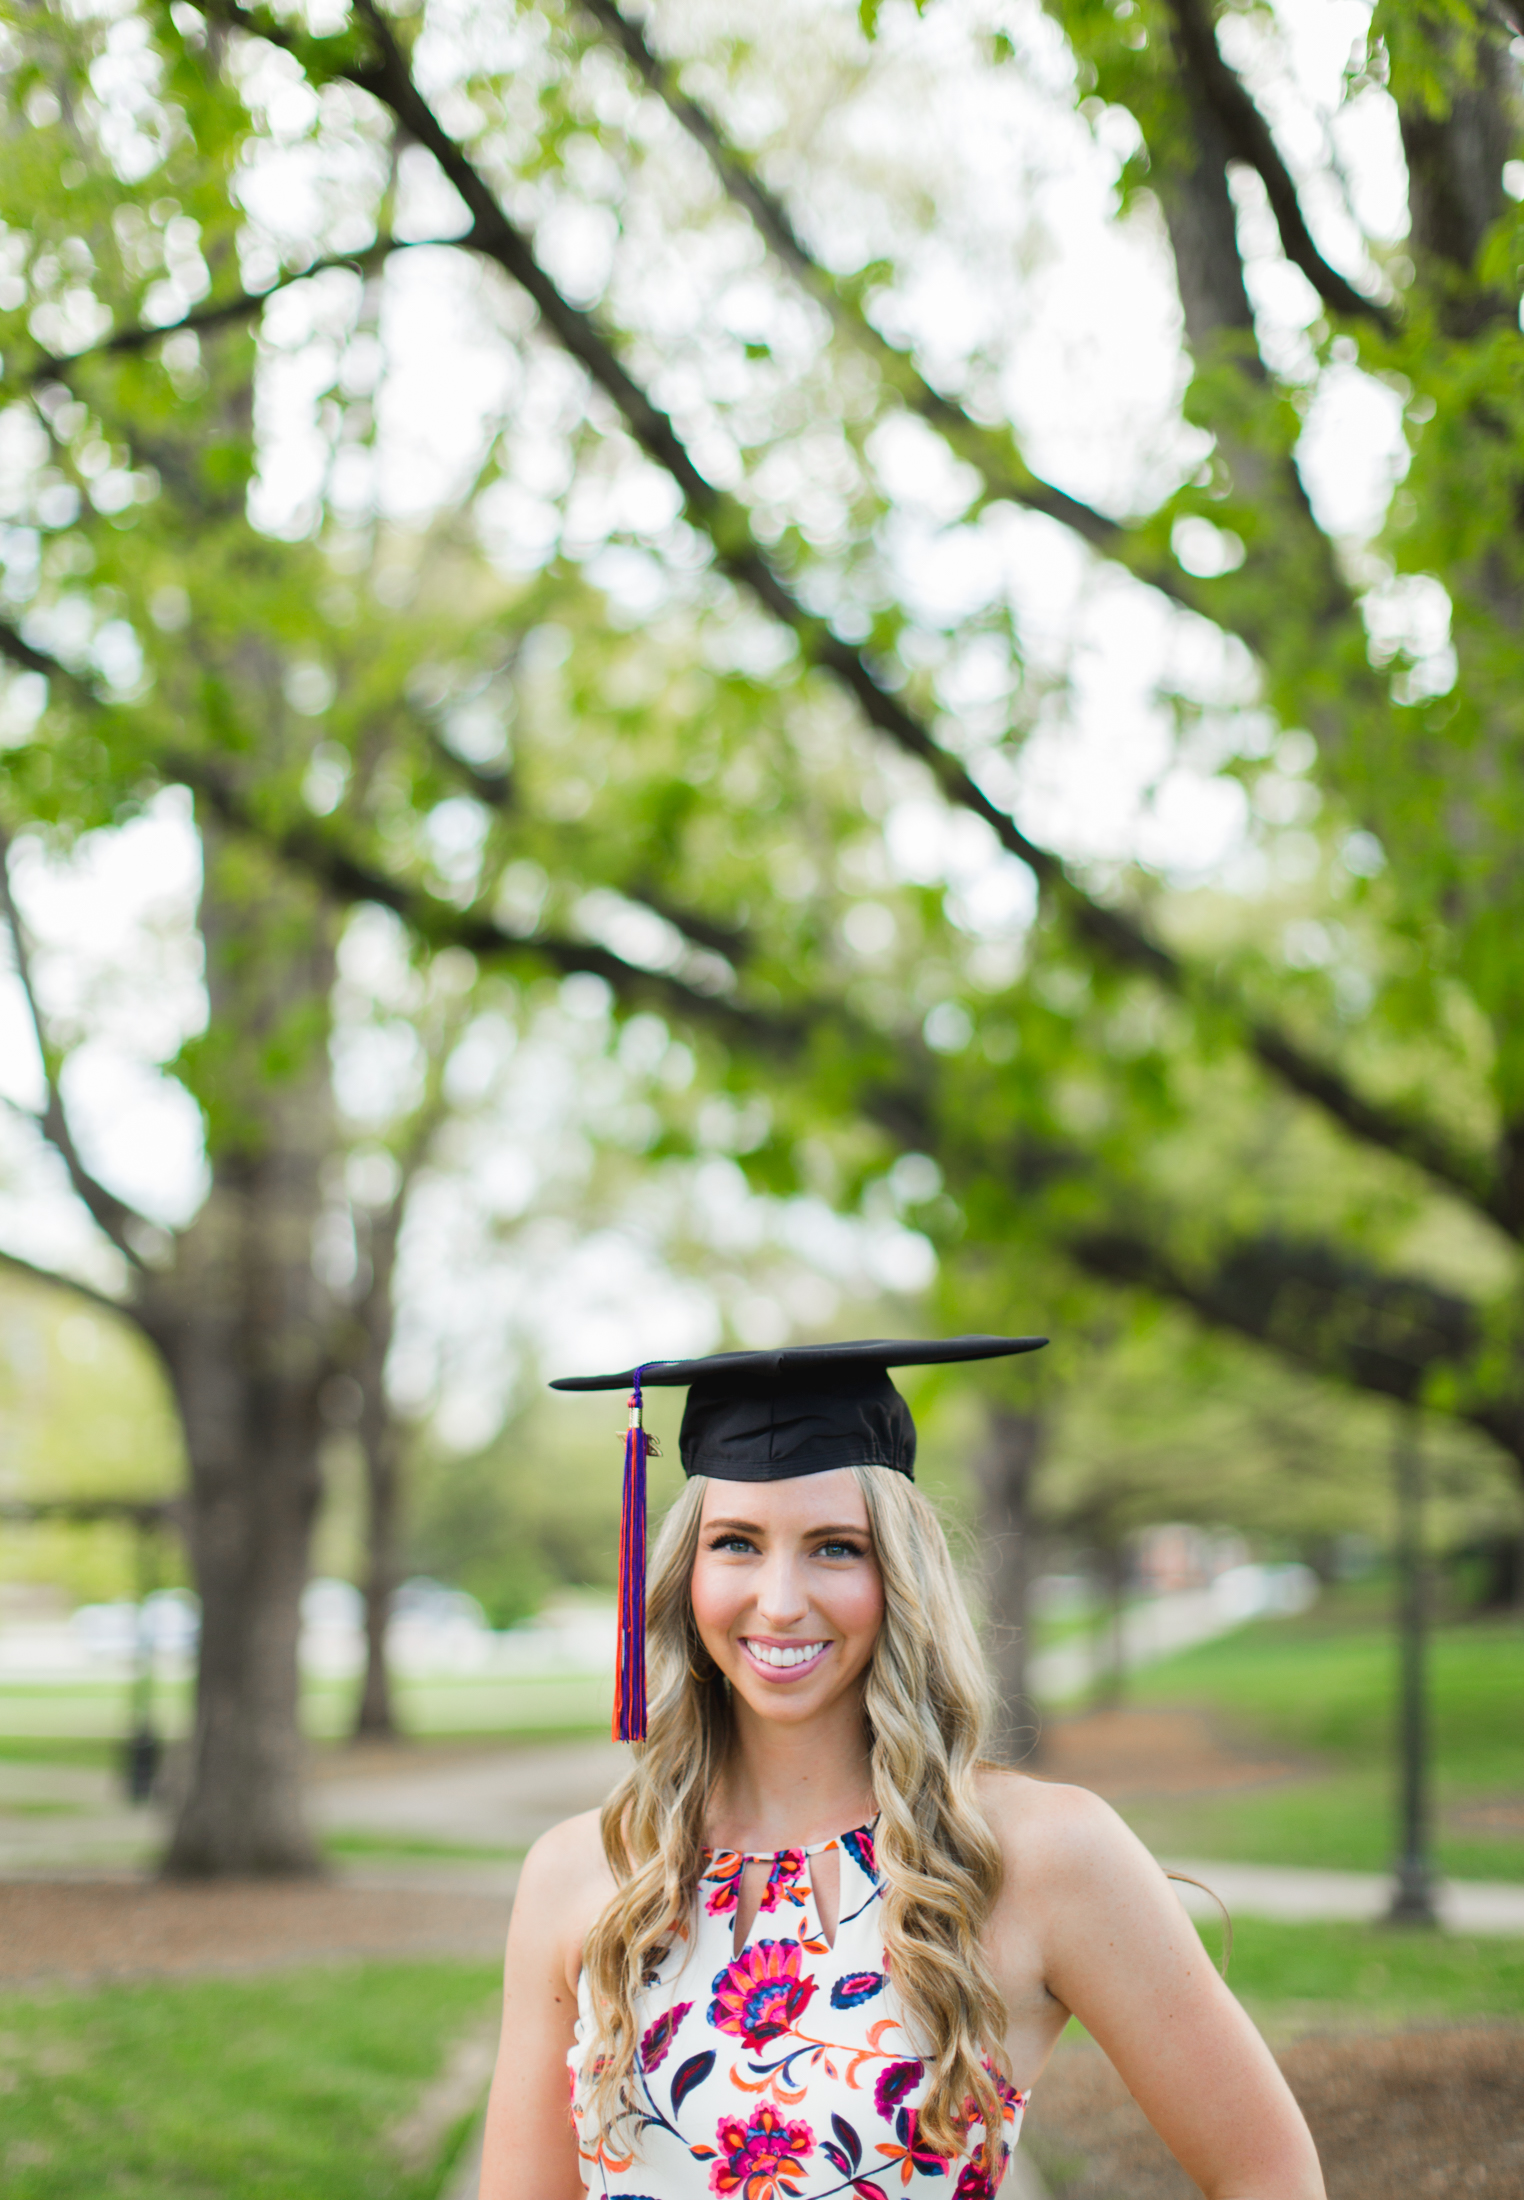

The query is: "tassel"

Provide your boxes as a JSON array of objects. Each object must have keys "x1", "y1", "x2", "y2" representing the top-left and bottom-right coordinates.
[{"x1": 613, "y1": 1374, "x2": 649, "y2": 1742}]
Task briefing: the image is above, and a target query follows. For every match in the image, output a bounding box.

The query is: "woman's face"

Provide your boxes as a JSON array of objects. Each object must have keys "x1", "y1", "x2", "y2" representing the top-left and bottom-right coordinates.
[{"x1": 690, "y1": 1469, "x2": 884, "y2": 1726}]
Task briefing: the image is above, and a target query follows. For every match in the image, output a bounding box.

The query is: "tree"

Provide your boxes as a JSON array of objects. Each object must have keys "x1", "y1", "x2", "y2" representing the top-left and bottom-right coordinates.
[
  {"x1": 99, "y1": 0, "x2": 1521, "y2": 1476},
  {"x1": 4, "y1": 0, "x2": 1524, "y2": 1867}
]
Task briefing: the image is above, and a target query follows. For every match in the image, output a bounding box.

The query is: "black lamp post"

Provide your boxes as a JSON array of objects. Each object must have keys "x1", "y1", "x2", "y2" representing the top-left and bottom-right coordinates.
[
  {"x1": 123, "y1": 1510, "x2": 164, "y2": 1804},
  {"x1": 1387, "y1": 1410, "x2": 1439, "y2": 1927},
  {"x1": 0, "y1": 1497, "x2": 173, "y2": 1804}
]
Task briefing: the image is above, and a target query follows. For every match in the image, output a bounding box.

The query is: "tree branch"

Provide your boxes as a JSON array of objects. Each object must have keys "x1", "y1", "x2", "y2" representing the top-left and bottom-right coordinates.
[
  {"x1": 0, "y1": 825, "x2": 153, "y2": 1267},
  {"x1": 0, "y1": 1243, "x2": 141, "y2": 1326},
  {"x1": 575, "y1": 0, "x2": 1160, "y2": 577},
  {"x1": 0, "y1": 252, "x2": 1507, "y2": 1251},
  {"x1": 4, "y1": 237, "x2": 446, "y2": 394},
  {"x1": 1163, "y1": 0, "x2": 1395, "y2": 332},
  {"x1": 189, "y1": 1, "x2": 1515, "y2": 1235},
  {"x1": 176, "y1": 747, "x2": 811, "y2": 1060},
  {"x1": 579, "y1": 3, "x2": 1485, "y2": 1208},
  {"x1": 1071, "y1": 1220, "x2": 1524, "y2": 1470},
  {"x1": 426, "y1": 734, "x2": 752, "y2": 963},
  {"x1": 1244, "y1": 1020, "x2": 1500, "y2": 1222}
]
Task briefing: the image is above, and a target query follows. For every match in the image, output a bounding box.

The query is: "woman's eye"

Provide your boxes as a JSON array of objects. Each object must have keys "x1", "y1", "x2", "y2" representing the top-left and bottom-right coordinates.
[
  {"x1": 710, "y1": 1534, "x2": 755, "y2": 1554},
  {"x1": 818, "y1": 1540, "x2": 864, "y2": 1559}
]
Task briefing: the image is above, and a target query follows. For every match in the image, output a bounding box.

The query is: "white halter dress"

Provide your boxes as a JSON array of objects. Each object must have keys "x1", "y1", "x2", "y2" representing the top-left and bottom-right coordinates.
[{"x1": 568, "y1": 1821, "x2": 1026, "y2": 2199}]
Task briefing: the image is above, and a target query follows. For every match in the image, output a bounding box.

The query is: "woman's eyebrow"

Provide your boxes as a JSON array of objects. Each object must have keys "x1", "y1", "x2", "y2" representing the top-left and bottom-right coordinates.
[{"x1": 705, "y1": 1517, "x2": 867, "y2": 1537}]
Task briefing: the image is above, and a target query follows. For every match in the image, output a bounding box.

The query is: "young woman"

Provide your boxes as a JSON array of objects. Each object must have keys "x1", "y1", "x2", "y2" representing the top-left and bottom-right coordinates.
[{"x1": 479, "y1": 1341, "x2": 1324, "y2": 2200}]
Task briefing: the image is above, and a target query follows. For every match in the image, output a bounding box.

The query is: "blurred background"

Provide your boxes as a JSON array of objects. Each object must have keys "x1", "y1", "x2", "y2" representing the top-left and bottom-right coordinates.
[{"x1": 1, "y1": 0, "x2": 1522, "y2": 2191}]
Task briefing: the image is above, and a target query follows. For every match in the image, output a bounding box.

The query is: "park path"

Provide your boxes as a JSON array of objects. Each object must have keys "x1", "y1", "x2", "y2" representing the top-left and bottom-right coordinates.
[
  {"x1": 1166, "y1": 1858, "x2": 1524, "y2": 1935},
  {"x1": 1027, "y1": 1576, "x2": 1298, "y2": 1703}
]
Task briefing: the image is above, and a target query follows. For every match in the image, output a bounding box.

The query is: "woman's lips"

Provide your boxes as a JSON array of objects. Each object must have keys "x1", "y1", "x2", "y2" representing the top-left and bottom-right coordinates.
[{"x1": 739, "y1": 1637, "x2": 830, "y2": 1681}]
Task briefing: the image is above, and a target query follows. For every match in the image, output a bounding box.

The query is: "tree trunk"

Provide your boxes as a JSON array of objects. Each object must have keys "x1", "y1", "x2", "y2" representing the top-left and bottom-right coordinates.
[
  {"x1": 348, "y1": 997, "x2": 466, "y2": 1742},
  {"x1": 974, "y1": 1408, "x2": 1043, "y2": 1764},
  {"x1": 155, "y1": 819, "x2": 340, "y2": 1875}
]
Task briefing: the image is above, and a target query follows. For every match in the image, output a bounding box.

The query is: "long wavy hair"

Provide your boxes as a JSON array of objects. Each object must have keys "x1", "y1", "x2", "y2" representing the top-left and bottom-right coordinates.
[{"x1": 580, "y1": 1465, "x2": 1012, "y2": 2166}]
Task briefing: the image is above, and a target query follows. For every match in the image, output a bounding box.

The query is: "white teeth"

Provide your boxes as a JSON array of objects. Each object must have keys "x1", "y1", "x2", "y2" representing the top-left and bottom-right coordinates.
[{"x1": 745, "y1": 1641, "x2": 826, "y2": 1669}]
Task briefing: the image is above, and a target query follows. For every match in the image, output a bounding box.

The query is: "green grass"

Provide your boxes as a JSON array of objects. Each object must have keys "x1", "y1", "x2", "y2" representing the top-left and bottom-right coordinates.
[
  {"x1": 322, "y1": 1831, "x2": 525, "y2": 1864},
  {"x1": 1051, "y1": 1916, "x2": 1524, "y2": 2053},
  {"x1": 1133, "y1": 1605, "x2": 1524, "y2": 1778},
  {"x1": 1115, "y1": 1603, "x2": 1524, "y2": 1880},
  {"x1": 0, "y1": 1672, "x2": 611, "y2": 1745},
  {"x1": 1204, "y1": 1914, "x2": 1524, "y2": 2032},
  {"x1": 0, "y1": 1736, "x2": 114, "y2": 1767},
  {"x1": 1120, "y1": 1767, "x2": 1524, "y2": 1880},
  {"x1": 0, "y1": 1961, "x2": 500, "y2": 2199}
]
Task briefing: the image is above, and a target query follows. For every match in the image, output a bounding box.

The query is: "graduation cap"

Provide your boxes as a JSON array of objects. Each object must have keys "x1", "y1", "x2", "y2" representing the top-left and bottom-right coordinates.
[{"x1": 550, "y1": 1335, "x2": 1047, "y2": 1741}]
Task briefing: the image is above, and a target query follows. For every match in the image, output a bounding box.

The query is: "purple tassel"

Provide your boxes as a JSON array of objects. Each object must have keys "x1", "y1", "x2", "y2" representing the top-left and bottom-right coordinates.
[{"x1": 613, "y1": 1374, "x2": 648, "y2": 1742}]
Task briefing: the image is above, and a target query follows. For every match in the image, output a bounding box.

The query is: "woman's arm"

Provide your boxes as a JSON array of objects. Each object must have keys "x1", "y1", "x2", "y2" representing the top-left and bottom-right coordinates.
[
  {"x1": 992, "y1": 1779, "x2": 1324, "y2": 2200},
  {"x1": 479, "y1": 1808, "x2": 611, "y2": 2200}
]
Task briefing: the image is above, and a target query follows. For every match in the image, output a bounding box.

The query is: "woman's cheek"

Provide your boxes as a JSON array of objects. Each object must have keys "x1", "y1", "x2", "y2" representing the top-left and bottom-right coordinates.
[
  {"x1": 833, "y1": 1568, "x2": 885, "y2": 1643},
  {"x1": 689, "y1": 1559, "x2": 742, "y2": 1649}
]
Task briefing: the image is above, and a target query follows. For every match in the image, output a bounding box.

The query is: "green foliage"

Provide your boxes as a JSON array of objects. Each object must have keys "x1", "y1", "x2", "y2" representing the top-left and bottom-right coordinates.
[
  {"x1": 2, "y1": 0, "x2": 1524, "y2": 1666},
  {"x1": 1033, "y1": 1311, "x2": 1515, "y2": 1555},
  {"x1": 405, "y1": 1387, "x2": 687, "y2": 1626},
  {"x1": 0, "y1": 1275, "x2": 186, "y2": 1601},
  {"x1": 0, "y1": 1961, "x2": 499, "y2": 2199}
]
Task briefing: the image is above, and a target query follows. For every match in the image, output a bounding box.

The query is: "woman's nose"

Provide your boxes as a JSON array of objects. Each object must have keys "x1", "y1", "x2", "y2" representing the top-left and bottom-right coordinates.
[{"x1": 754, "y1": 1552, "x2": 810, "y2": 1626}]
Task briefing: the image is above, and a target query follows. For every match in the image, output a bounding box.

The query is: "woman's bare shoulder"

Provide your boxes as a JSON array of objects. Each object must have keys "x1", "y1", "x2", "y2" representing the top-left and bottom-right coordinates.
[
  {"x1": 974, "y1": 1764, "x2": 1145, "y2": 1887},
  {"x1": 514, "y1": 1807, "x2": 619, "y2": 1943}
]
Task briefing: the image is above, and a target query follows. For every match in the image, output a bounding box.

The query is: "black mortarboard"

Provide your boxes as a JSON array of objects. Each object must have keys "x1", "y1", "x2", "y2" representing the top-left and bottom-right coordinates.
[{"x1": 549, "y1": 1335, "x2": 1047, "y2": 1739}]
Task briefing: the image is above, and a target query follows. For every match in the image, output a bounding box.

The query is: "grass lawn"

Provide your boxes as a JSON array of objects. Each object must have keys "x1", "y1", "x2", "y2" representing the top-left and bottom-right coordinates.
[
  {"x1": 1210, "y1": 1915, "x2": 1524, "y2": 2032},
  {"x1": 322, "y1": 1831, "x2": 525, "y2": 1864},
  {"x1": 0, "y1": 1672, "x2": 611, "y2": 1748},
  {"x1": 1115, "y1": 1602, "x2": 1524, "y2": 1881},
  {"x1": 0, "y1": 1960, "x2": 500, "y2": 2199}
]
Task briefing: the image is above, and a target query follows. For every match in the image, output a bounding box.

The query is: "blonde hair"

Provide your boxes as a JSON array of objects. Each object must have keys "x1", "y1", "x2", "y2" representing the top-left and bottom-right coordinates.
[{"x1": 581, "y1": 1466, "x2": 1011, "y2": 2166}]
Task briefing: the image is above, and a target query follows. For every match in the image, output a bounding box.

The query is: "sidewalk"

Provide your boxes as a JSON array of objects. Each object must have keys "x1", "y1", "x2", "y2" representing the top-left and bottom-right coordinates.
[
  {"x1": 1029, "y1": 1572, "x2": 1309, "y2": 1705},
  {"x1": 1166, "y1": 1858, "x2": 1524, "y2": 1935}
]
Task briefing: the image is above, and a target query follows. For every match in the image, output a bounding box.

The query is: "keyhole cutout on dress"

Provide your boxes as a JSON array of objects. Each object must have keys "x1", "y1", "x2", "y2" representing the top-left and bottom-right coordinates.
[{"x1": 729, "y1": 1845, "x2": 842, "y2": 1958}]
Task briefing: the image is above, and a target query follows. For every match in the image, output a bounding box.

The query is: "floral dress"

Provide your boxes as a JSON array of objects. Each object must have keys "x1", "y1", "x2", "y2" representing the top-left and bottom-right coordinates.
[{"x1": 568, "y1": 1822, "x2": 1027, "y2": 2200}]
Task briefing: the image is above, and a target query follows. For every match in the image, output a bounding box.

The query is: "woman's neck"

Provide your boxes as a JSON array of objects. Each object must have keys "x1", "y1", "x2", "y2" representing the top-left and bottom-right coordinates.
[{"x1": 707, "y1": 1692, "x2": 876, "y2": 1854}]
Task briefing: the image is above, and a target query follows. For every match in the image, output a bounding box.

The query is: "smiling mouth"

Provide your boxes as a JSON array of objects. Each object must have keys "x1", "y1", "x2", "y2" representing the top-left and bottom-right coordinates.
[{"x1": 740, "y1": 1638, "x2": 830, "y2": 1676}]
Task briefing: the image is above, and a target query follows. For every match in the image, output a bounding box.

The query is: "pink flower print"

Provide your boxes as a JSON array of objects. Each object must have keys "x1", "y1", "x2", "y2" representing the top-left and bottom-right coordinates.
[
  {"x1": 708, "y1": 2102, "x2": 815, "y2": 2200},
  {"x1": 759, "y1": 1848, "x2": 808, "y2": 1913},
  {"x1": 959, "y1": 2061, "x2": 1025, "y2": 2135},
  {"x1": 842, "y1": 1826, "x2": 878, "y2": 1882},
  {"x1": 987, "y1": 2064, "x2": 1025, "y2": 2120},
  {"x1": 873, "y1": 2059, "x2": 924, "y2": 2120},
  {"x1": 707, "y1": 1939, "x2": 818, "y2": 2051},
  {"x1": 639, "y1": 2001, "x2": 692, "y2": 2072},
  {"x1": 704, "y1": 1850, "x2": 745, "y2": 1918},
  {"x1": 953, "y1": 2157, "x2": 1002, "y2": 2199}
]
